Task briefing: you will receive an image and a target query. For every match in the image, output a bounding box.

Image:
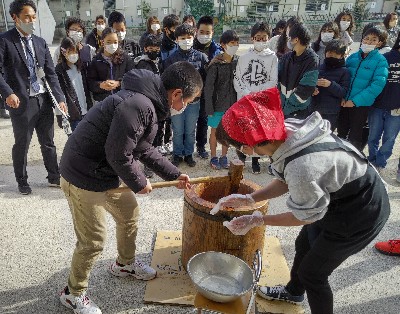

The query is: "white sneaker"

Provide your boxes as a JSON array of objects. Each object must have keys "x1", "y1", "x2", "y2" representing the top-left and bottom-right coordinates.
[
  {"x1": 59, "y1": 287, "x2": 102, "y2": 314},
  {"x1": 157, "y1": 145, "x2": 167, "y2": 155},
  {"x1": 109, "y1": 260, "x2": 157, "y2": 280},
  {"x1": 164, "y1": 142, "x2": 173, "y2": 154}
]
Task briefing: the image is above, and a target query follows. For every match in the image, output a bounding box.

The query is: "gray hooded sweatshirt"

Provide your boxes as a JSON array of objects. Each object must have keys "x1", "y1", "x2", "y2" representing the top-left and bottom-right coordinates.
[{"x1": 271, "y1": 112, "x2": 370, "y2": 223}]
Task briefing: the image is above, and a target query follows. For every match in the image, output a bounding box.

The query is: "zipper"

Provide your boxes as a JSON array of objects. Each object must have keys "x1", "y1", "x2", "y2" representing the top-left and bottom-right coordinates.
[{"x1": 346, "y1": 52, "x2": 370, "y2": 101}]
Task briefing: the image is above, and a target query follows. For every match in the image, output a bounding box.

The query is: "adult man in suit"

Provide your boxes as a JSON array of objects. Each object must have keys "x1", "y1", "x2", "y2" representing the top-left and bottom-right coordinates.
[{"x1": 0, "y1": 0, "x2": 67, "y2": 195}]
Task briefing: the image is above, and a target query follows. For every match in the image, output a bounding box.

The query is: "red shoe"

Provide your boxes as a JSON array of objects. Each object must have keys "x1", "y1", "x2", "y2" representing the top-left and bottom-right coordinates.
[{"x1": 375, "y1": 239, "x2": 400, "y2": 256}]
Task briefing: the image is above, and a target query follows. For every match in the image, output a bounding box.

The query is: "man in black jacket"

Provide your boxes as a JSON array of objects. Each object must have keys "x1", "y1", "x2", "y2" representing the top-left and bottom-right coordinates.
[
  {"x1": 85, "y1": 14, "x2": 106, "y2": 52},
  {"x1": 59, "y1": 62, "x2": 203, "y2": 314},
  {"x1": 0, "y1": 0, "x2": 67, "y2": 195}
]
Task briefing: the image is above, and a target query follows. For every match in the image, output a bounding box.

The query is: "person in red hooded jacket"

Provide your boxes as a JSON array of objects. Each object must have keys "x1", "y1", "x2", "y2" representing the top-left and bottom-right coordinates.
[{"x1": 214, "y1": 87, "x2": 390, "y2": 314}]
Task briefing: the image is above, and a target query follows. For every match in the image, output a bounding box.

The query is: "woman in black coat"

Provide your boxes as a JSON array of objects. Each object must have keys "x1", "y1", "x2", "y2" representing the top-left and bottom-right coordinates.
[
  {"x1": 55, "y1": 37, "x2": 93, "y2": 131},
  {"x1": 87, "y1": 27, "x2": 134, "y2": 102}
]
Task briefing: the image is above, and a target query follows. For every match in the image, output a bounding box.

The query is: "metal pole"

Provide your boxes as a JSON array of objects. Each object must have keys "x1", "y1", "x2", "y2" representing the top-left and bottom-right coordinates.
[{"x1": 1, "y1": 0, "x2": 8, "y2": 31}]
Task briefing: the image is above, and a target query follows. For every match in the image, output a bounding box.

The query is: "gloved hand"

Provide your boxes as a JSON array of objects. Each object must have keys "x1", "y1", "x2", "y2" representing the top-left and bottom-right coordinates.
[
  {"x1": 223, "y1": 211, "x2": 264, "y2": 235},
  {"x1": 56, "y1": 115, "x2": 63, "y2": 129},
  {"x1": 210, "y1": 194, "x2": 255, "y2": 215}
]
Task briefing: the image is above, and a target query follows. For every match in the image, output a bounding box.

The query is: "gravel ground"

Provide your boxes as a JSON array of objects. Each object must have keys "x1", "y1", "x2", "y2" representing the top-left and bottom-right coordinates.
[{"x1": 0, "y1": 44, "x2": 399, "y2": 314}]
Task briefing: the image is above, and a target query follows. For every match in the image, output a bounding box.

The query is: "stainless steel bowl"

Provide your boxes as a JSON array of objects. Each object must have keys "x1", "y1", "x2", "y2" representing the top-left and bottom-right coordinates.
[{"x1": 187, "y1": 251, "x2": 254, "y2": 303}]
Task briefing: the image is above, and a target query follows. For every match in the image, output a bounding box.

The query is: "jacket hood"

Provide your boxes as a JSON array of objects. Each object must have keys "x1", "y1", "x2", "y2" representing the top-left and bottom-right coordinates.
[
  {"x1": 121, "y1": 69, "x2": 169, "y2": 121},
  {"x1": 208, "y1": 53, "x2": 238, "y2": 66},
  {"x1": 272, "y1": 112, "x2": 331, "y2": 167},
  {"x1": 134, "y1": 54, "x2": 156, "y2": 64}
]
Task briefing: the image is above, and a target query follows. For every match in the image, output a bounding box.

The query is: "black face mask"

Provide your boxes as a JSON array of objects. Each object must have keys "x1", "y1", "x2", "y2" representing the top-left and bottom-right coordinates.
[
  {"x1": 167, "y1": 29, "x2": 176, "y2": 41},
  {"x1": 147, "y1": 51, "x2": 159, "y2": 60},
  {"x1": 325, "y1": 57, "x2": 345, "y2": 68}
]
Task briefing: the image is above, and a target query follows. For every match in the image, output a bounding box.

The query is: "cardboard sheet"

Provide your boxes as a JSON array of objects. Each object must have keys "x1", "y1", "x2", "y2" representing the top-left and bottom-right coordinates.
[{"x1": 144, "y1": 230, "x2": 304, "y2": 313}]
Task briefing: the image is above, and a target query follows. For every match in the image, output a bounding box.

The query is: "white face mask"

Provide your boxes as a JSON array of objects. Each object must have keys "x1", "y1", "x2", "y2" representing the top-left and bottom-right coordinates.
[
  {"x1": 321, "y1": 32, "x2": 334, "y2": 43},
  {"x1": 197, "y1": 34, "x2": 212, "y2": 45},
  {"x1": 117, "y1": 31, "x2": 126, "y2": 41},
  {"x1": 17, "y1": 18, "x2": 36, "y2": 35},
  {"x1": 178, "y1": 39, "x2": 193, "y2": 51},
  {"x1": 253, "y1": 41, "x2": 268, "y2": 52},
  {"x1": 105, "y1": 43, "x2": 119, "y2": 54},
  {"x1": 360, "y1": 43, "x2": 376, "y2": 53},
  {"x1": 151, "y1": 23, "x2": 161, "y2": 32},
  {"x1": 67, "y1": 53, "x2": 79, "y2": 64},
  {"x1": 170, "y1": 97, "x2": 186, "y2": 116},
  {"x1": 226, "y1": 45, "x2": 239, "y2": 56},
  {"x1": 69, "y1": 30, "x2": 83, "y2": 43},
  {"x1": 340, "y1": 21, "x2": 351, "y2": 31},
  {"x1": 96, "y1": 24, "x2": 106, "y2": 32}
]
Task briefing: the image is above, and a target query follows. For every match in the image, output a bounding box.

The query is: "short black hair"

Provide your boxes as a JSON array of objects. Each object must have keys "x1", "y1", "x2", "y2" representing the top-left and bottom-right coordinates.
[
  {"x1": 144, "y1": 34, "x2": 161, "y2": 48},
  {"x1": 95, "y1": 15, "x2": 105, "y2": 22},
  {"x1": 183, "y1": 15, "x2": 196, "y2": 26},
  {"x1": 108, "y1": 11, "x2": 126, "y2": 27},
  {"x1": 65, "y1": 17, "x2": 86, "y2": 36},
  {"x1": 275, "y1": 20, "x2": 287, "y2": 30},
  {"x1": 9, "y1": 0, "x2": 36, "y2": 17},
  {"x1": 251, "y1": 22, "x2": 271, "y2": 38},
  {"x1": 325, "y1": 39, "x2": 347, "y2": 56},
  {"x1": 197, "y1": 16, "x2": 213, "y2": 29},
  {"x1": 289, "y1": 23, "x2": 311, "y2": 46},
  {"x1": 363, "y1": 26, "x2": 384, "y2": 40},
  {"x1": 161, "y1": 61, "x2": 203, "y2": 98},
  {"x1": 174, "y1": 23, "x2": 196, "y2": 38},
  {"x1": 162, "y1": 14, "x2": 180, "y2": 29},
  {"x1": 220, "y1": 30, "x2": 239, "y2": 45},
  {"x1": 362, "y1": 23, "x2": 387, "y2": 47}
]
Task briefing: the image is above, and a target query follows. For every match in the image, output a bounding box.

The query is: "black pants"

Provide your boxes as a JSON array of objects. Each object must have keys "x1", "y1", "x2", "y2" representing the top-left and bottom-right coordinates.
[
  {"x1": 0, "y1": 100, "x2": 5, "y2": 109},
  {"x1": 286, "y1": 220, "x2": 387, "y2": 314},
  {"x1": 320, "y1": 113, "x2": 338, "y2": 132},
  {"x1": 10, "y1": 94, "x2": 59, "y2": 182},
  {"x1": 153, "y1": 118, "x2": 172, "y2": 147},
  {"x1": 196, "y1": 101, "x2": 208, "y2": 150},
  {"x1": 337, "y1": 107, "x2": 370, "y2": 151}
]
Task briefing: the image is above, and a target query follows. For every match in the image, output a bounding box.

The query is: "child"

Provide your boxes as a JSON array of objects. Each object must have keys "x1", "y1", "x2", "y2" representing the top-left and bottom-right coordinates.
[
  {"x1": 214, "y1": 88, "x2": 389, "y2": 314},
  {"x1": 204, "y1": 30, "x2": 239, "y2": 170},
  {"x1": 272, "y1": 20, "x2": 286, "y2": 37},
  {"x1": 367, "y1": 32, "x2": 400, "y2": 171},
  {"x1": 383, "y1": 12, "x2": 399, "y2": 47},
  {"x1": 160, "y1": 14, "x2": 180, "y2": 63},
  {"x1": 134, "y1": 35, "x2": 162, "y2": 74},
  {"x1": 87, "y1": 27, "x2": 134, "y2": 102},
  {"x1": 337, "y1": 27, "x2": 389, "y2": 151},
  {"x1": 55, "y1": 37, "x2": 93, "y2": 131},
  {"x1": 311, "y1": 22, "x2": 340, "y2": 65},
  {"x1": 270, "y1": 16, "x2": 301, "y2": 59},
  {"x1": 139, "y1": 16, "x2": 162, "y2": 51},
  {"x1": 362, "y1": 23, "x2": 391, "y2": 54},
  {"x1": 164, "y1": 24, "x2": 208, "y2": 167},
  {"x1": 334, "y1": 11, "x2": 354, "y2": 48},
  {"x1": 234, "y1": 22, "x2": 278, "y2": 174},
  {"x1": 279, "y1": 23, "x2": 319, "y2": 119},
  {"x1": 85, "y1": 15, "x2": 106, "y2": 52},
  {"x1": 310, "y1": 39, "x2": 350, "y2": 131},
  {"x1": 193, "y1": 16, "x2": 224, "y2": 159}
]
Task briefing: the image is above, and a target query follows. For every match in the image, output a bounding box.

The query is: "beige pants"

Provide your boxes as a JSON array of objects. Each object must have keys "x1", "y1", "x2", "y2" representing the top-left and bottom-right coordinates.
[{"x1": 61, "y1": 177, "x2": 140, "y2": 296}]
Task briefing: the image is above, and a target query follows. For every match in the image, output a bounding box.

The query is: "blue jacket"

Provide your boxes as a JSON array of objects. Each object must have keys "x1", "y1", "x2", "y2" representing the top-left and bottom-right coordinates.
[
  {"x1": 346, "y1": 49, "x2": 388, "y2": 107},
  {"x1": 193, "y1": 38, "x2": 223, "y2": 60},
  {"x1": 373, "y1": 49, "x2": 400, "y2": 110},
  {"x1": 311, "y1": 62, "x2": 351, "y2": 115},
  {"x1": 164, "y1": 47, "x2": 208, "y2": 80}
]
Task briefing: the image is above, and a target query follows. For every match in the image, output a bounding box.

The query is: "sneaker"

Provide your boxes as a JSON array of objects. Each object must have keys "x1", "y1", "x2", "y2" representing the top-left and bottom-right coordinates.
[
  {"x1": 144, "y1": 166, "x2": 154, "y2": 178},
  {"x1": 396, "y1": 171, "x2": 400, "y2": 183},
  {"x1": 252, "y1": 160, "x2": 261, "y2": 174},
  {"x1": 375, "y1": 239, "x2": 400, "y2": 256},
  {"x1": 0, "y1": 108, "x2": 10, "y2": 119},
  {"x1": 17, "y1": 179, "x2": 31, "y2": 195},
  {"x1": 59, "y1": 286, "x2": 102, "y2": 314},
  {"x1": 157, "y1": 145, "x2": 167, "y2": 156},
  {"x1": 236, "y1": 150, "x2": 247, "y2": 163},
  {"x1": 164, "y1": 142, "x2": 173, "y2": 154},
  {"x1": 210, "y1": 157, "x2": 221, "y2": 170},
  {"x1": 197, "y1": 147, "x2": 209, "y2": 159},
  {"x1": 171, "y1": 155, "x2": 183, "y2": 167},
  {"x1": 219, "y1": 156, "x2": 229, "y2": 169},
  {"x1": 258, "y1": 285, "x2": 304, "y2": 305},
  {"x1": 267, "y1": 164, "x2": 273, "y2": 176},
  {"x1": 48, "y1": 177, "x2": 61, "y2": 187},
  {"x1": 184, "y1": 155, "x2": 196, "y2": 167},
  {"x1": 109, "y1": 260, "x2": 157, "y2": 280}
]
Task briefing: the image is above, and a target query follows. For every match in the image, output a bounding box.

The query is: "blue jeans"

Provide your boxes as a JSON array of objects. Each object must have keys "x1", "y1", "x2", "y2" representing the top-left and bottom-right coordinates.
[
  {"x1": 171, "y1": 101, "x2": 200, "y2": 156},
  {"x1": 368, "y1": 107, "x2": 400, "y2": 168}
]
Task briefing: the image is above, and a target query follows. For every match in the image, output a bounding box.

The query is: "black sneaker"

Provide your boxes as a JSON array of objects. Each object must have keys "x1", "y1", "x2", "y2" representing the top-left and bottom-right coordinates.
[
  {"x1": 197, "y1": 147, "x2": 209, "y2": 159},
  {"x1": 252, "y1": 159, "x2": 261, "y2": 174},
  {"x1": 184, "y1": 155, "x2": 196, "y2": 167},
  {"x1": 236, "y1": 149, "x2": 247, "y2": 163},
  {"x1": 144, "y1": 166, "x2": 154, "y2": 178},
  {"x1": 18, "y1": 181, "x2": 32, "y2": 195},
  {"x1": 267, "y1": 164, "x2": 273, "y2": 176},
  {"x1": 257, "y1": 285, "x2": 304, "y2": 305},
  {"x1": 48, "y1": 177, "x2": 61, "y2": 187},
  {"x1": 171, "y1": 155, "x2": 183, "y2": 167}
]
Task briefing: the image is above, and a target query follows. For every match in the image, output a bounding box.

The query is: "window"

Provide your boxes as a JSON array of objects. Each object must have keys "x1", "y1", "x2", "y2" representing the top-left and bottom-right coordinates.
[{"x1": 305, "y1": 0, "x2": 330, "y2": 12}]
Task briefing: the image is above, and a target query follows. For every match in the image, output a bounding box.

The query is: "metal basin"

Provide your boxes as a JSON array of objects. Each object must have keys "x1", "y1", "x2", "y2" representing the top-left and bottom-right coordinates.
[{"x1": 187, "y1": 251, "x2": 254, "y2": 303}]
